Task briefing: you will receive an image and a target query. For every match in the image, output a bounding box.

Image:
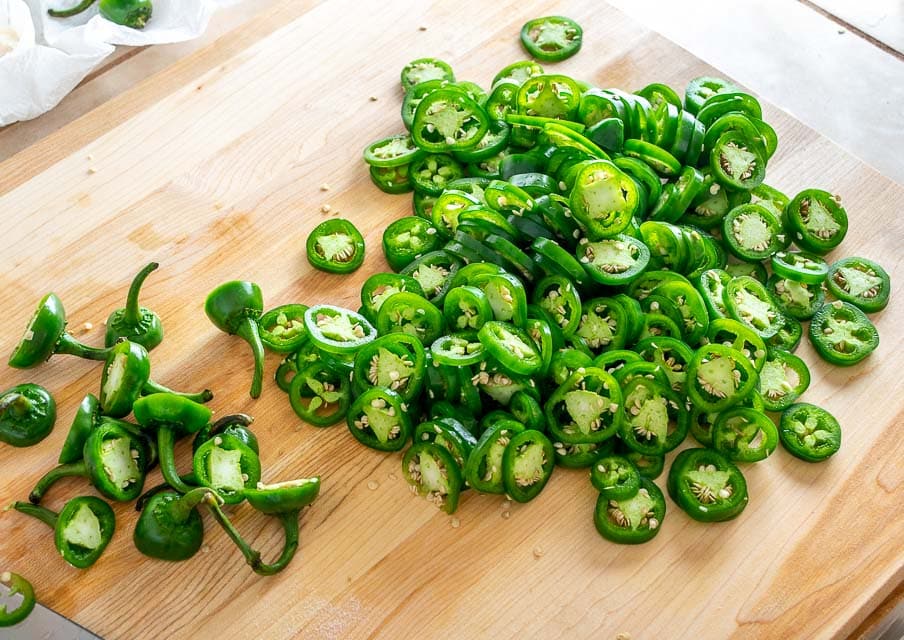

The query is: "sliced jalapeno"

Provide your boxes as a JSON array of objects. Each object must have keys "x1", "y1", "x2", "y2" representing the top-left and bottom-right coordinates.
[
  {"x1": 502, "y1": 429, "x2": 555, "y2": 502},
  {"x1": 304, "y1": 305, "x2": 376, "y2": 354},
  {"x1": 786, "y1": 189, "x2": 848, "y2": 254},
  {"x1": 712, "y1": 407, "x2": 778, "y2": 463},
  {"x1": 403, "y1": 441, "x2": 463, "y2": 514},
  {"x1": 668, "y1": 448, "x2": 748, "y2": 522},
  {"x1": 770, "y1": 250, "x2": 829, "y2": 285},
  {"x1": 401, "y1": 57, "x2": 454, "y2": 91},
  {"x1": 808, "y1": 300, "x2": 879, "y2": 366},
  {"x1": 722, "y1": 203, "x2": 783, "y2": 262},
  {"x1": 376, "y1": 291, "x2": 445, "y2": 346},
  {"x1": 519, "y1": 15, "x2": 583, "y2": 62},
  {"x1": 826, "y1": 257, "x2": 890, "y2": 313},
  {"x1": 259, "y1": 304, "x2": 308, "y2": 353},
  {"x1": 779, "y1": 403, "x2": 841, "y2": 462},
  {"x1": 687, "y1": 344, "x2": 758, "y2": 413},
  {"x1": 725, "y1": 276, "x2": 786, "y2": 339},
  {"x1": 594, "y1": 477, "x2": 665, "y2": 544},
  {"x1": 545, "y1": 367, "x2": 622, "y2": 444},
  {"x1": 618, "y1": 377, "x2": 688, "y2": 456},
  {"x1": 306, "y1": 219, "x2": 365, "y2": 274},
  {"x1": 347, "y1": 388, "x2": 411, "y2": 452},
  {"x1": 411, "y1": 88, "x2": 490, "y2": 153},
  {"x1": 757, "y1": 348, "x2": 810, "y2": 411}
]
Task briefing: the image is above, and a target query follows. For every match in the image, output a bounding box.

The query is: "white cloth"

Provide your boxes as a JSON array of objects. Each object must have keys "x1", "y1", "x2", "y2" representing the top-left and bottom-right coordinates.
[{"x1": 0, "y1": 0, "x2": 237, "y2": 125}]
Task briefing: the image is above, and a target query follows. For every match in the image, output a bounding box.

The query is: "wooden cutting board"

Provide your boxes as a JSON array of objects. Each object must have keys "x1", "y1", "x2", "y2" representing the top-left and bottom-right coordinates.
[{"x1": 0, "y1": 1, "x2": 901, "y2": 638}]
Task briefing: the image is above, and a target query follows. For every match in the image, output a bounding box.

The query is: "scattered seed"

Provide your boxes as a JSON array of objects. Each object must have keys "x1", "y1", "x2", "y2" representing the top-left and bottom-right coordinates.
[{"x1": 367, "y1": 480, "x2": 379, "y2": 490}]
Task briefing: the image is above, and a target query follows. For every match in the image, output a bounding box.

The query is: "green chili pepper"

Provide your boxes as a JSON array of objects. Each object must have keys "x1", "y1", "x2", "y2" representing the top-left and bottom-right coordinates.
[
  {"x1": 30, "y1": 418, "x2": 149, "y2": 503},
  {"x1": 0, "y1": 571, "x2": 35, "y2": 627},
  {"x1": 304, "y1": 304, "x2": 377, "y2": 354},
  {"x1": 58, "y1": 394, "x2": 100, "y2": 464},
  {"x1": 193, "y1": 413, "x2": 259, "y2": 456},
  {"x1": 192, "y1": 433, "x2": 261, "y2": 505},
  {"x1": 105, "y1": 262, "x2": 163, "y2": 350},
  {"x1": 205, "y1": 280, "x2": 265, "y2": 398},
  {"x1": 0, "y1": 383, "x2": 56, "y2": 448},
  {"x1": 258, "y1": 304, "x2": 308, "y2": 353},
  {"x1": 134, "y1": 487, "x2": 221, "y2": 561},
  {"x1": 779, "y1": 403, "x2": 841, "y2": 462},
  {"x1": 347, "y1": 387, "x2": 411, "y2": 451},
  {"x1": 207, "y1": 477, "x2": 321, "y2": 576},
  {"x1": 594, "y1": 477, "x2": 665, "y2": 544},
  {"x1": 133, "y1": 393, "x2": 212, "y2": 494},
  {"x1": 667, "y1": 448, "x2": 748, "y2": 522},
  {"x1": 808, "y1": 300, "x2": 879, "y2": 366},
  {"x1": 519, "y1": 16, "x2": 583, "y2": 62},
  {"x1": 825, "y1": 257, "x2": 890, "y2": 313},
  {"x1": 13, "y1": 496, "x2": 115, "y2": 569},
  {"x1": 8, "y1": 293, "x2": 113, "y2": 369},
  {"x1": 289, "y1": 361, "x2": 351, "y2": 427},
  {"x1": 403, "y1": 441, "x2": 463, "y2": 513},
  {"x1": 307, "y1": 219, "x2": 366, "y2": 274}
]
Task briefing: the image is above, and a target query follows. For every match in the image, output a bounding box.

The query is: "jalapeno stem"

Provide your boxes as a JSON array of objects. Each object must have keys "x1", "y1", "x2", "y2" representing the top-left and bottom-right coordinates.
[
  {"x1": 124, "y1": 262, "x2": 158, "y2": 325},
  {"x1": 206, "y1": 502, "x2": 300, "y2": 576},
  {"x1": 29, "y1": 461, "x2": 87, "y2": 504},
  {"x1": 47, "y1": 0, "x2": 96, "y2": 18},
  {"x1": 55, "y1": 333, "x2": 112, "y2": 361},
  {"x1": 235, "y1": 317, "x2": 265, "y2": 399},
  {"x1": 142, "y1": 379, "x2": 213, "y2": 404},
  {"x1": 157, "y1": 428, "x2": 196, "y2": 494},
  {"x1": 168, "y1": 487, "x2": 221, "y2": 524},
  {"x1": 135, "y1": 474, "x2": 197, "y2": 512},
  {"x1": 12, "y1": 501, "x2": 58, "y2": 529}
]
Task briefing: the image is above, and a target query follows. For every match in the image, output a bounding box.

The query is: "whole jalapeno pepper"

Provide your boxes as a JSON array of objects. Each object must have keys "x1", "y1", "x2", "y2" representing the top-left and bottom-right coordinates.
[
  {"x1": 207, "y1": 477, "x2": 321, "y2": 576},
  {"x1": 0, "y1": 572, "x2": 35, "y2": 627},
  {"x1": 0, "y1": 383, "x2": 56, "y2": 447},
  {"x1": 192, "y1": 433, "x2": 262, "y2": 505},
  {"x1": 105, "y1": 262, "x2": 164, "y2": 350},
  {"x1": 134, "y1": 487, "x2": 221, "y2": 562},
  {"x1": 133, "y1": 393, "x2": 212, "y2": 494},
  {"x1": 30, "y1": 418, "x2": 150, "y2": 503},
  {"x1": 13, "y1": 496, "x2": 115, "y2": 569},
  {"x1": 205, "y1": 280, "x2": 266, "y2": 398},
  {"x1": 48, "y1": 0, "x2": 152, "y2": 29},
  {"x1": 8, "y1": 293, "x2": 113, "y2": 369}
]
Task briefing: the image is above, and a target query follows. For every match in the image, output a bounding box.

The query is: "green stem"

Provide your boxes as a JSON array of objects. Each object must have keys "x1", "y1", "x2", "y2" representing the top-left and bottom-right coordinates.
[
  {"x1": 207, "y1": 502, "x2": 301, "y2": 576},
  {"x1": 168, "y1": 487, "x2": 221, "y2": 524},
  {"x1": 142, "y1": 379, "x2": 213, "y2": 403},
  {"x1": 0, "y1": 392, "x2": 31, "y2": 417},
  {"x1": 56, "y1": 333, "x2": 112, "y2": 361},
  {"x1": 236, "y1": 318, "x2": 265, "y2": 399},
  {"x1": 29, "y1": 461, "x2": 87, "y2": 503},
  {"x1": 47, "y1": 0, "x2": 97, "y2": 18},
  {"x1": 124, "y1": 262, "x2": 158, "y2": 325},
  {"x1": 135, "y1": 474, "x2": 197, "y2": 512},
  {"x1": 12, "y1": 502, "x2": 58, "y2": 530},
  {"x1": 156, "y1": 428, "x2": 195, "y2": 494}
]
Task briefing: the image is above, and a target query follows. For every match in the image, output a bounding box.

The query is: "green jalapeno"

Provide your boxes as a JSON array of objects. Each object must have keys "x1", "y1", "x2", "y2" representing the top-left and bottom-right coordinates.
[
  {"x1": 686, "y1": 344, "x2": 758, "y2": 413},
  {"x1": 594, "y1": 477, "x2": 665, "y2": 544},
  {"x1": 0, "y1": 572, "x2": 35, "y2": 627},
  {"x1": 502, "y1": 429, "x2": 555, "y2": 502},
  {"x1": 725, "y1": 276, "x2": 786, "y2": 339},
  {"x1": 347, "y1": 388, "x2": 411, "y2": 452},
  {"x1": 403, "y1": 441, "x2": 464, "y2": 514},
  {"x1": 706, "y1": 317, "x2": 767, "y2": 372},
  {"x1": 353, "y1": 333, "x2": 426, "y2": 400},
  {"x1": 306, "y1": 218, "x2": 366, "y2": 274},
  {"x1": 208, "y1": 477, "x2": 320, "y2": 576},
  {"x1": 668, "y1": 448, "x2": 748, "y2": 522},
  {"x1": 193, "y1": 413, "x2": 259, "y2": 456},
  {"x1": 825, "y1": 257, "x2": 890, "y2": 313},
  {"x1": 545, "y1": 367, "x2": 622, "y2": 445},
  {"x1": 304, "y1": 304, "x2": 376, "y2": 354},
  {"x1": 618, "y1": 377, "x2": 688, "y2": 456},
  {"x1": 376, "y1": 291, "x2": 445, "y2": 346},
  {"x1": 767, "y1": 274, "x2": 825, "y2": 321},
  {"x1": 364, "y1": 133, "x2": 424, "y2": 168},
  {"x1": 360, "y1": 273, "x2": 426, "y2": 321},
  {"x1": 519, "y1": 15, "x2": 582, "y2": 62},
  {"x1": 193, "y1": 433, "x2": 261, "y2": 505},
  {"x1": 9, "y1": 293, "x2": 113, "y2": 369},
  {"x1": 258, "y1": 304, "x2": 308, "y2": 353},
  {"x1": 134, "y1": 487, "x2": 220, "y2": 562},
  {"x1": 13, "y1": 496, "x2": 115, "y2": 569},
  {"x1": 477, "y1": 321, "x2": 542, "y2": 377},
  {"x1": 400, "y1": 250, "x2": 462, "y2": 305},
  {"x1": 401, "y1": 58, "x2": 455, "y2": 92},
  {"x1": 104, "y1": 262, "x2": 164, "y2": 350},
  {"x1": 770, "y1": 250, "x2": 828, "y2": 285},
  {"x1": 808, "y1": 300, "x2": 879, "y2": 366},
  {"x1": 590, "y1": 454, "x2": 640, "y2": 500},
  {"x1": 30, "y1": 418, "x2": 150, "y2": 503},
  {"x1": 204, "y1": 280, "x2": 266, "y2": 399},
  {"x1": 710, "y1": 130, "x2": 766, "y2": 190},
  {"x1": 492, "y1": 60, "x2": 545, "y2": 88},
  {"x1": 410, "y1": 153, "x2": 466, "y2": 195},
  {"x1": 57, "y1": 393, "x2": 100, "y2": 464},
  {"x1": 382, "y1": 217, "x2": 442, "y2": 272},
  {"x1": 411, "y1": 88, "x2": 490, "y2": 153},
  {"x1": 289, "y1": 361, "x2": 350, "y2": 427},
  {"x1": 370, "y1": 163, "x2": 413, "y2": 194},
  {"x1": 786, "y1": 189, "x2": 848, "y2": 254},
  {"x1": 779, "y1": 403, "x2": 841, "y2": 462},
  {"x1": 757, "y1": 349, "x2": 810, "y2": 411},
  {"x1": 430, "y1": 332, "x2": 484, "y2": 367},
  {"x1": 722, "y1": 203, "x2": 784, "y2": 262},
  {"x1": 711, "y1": 406, "x2": 778, "y2": 463},
  {"x1": 684, "y1": 76, "x2": 740, "y2": 114},
  {"x1": 133, "y1": 393, "x2": 211, "y2": 494},
  {"x1": 0, "y1": 383, "x2": 56, "y2": 448}
]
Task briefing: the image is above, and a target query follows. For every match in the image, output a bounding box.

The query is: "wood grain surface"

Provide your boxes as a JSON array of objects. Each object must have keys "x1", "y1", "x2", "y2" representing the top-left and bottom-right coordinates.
[{"x1": 0, "y1": 1, "x2": 901, "y2": 639}]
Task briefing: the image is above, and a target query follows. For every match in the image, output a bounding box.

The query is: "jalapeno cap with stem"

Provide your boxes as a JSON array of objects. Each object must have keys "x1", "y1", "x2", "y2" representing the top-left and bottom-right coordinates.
[
  {"x1": 13, "y1": 496, "x2": 115, "y2": 569},
  {"x1": 9, "y1": 293, "x2": 112, "y2": 369},
  {"x1": 134, "y1": 487, "x2": 221, "y2": 561},
  {"x1": 0, "y1": 383, "x2": 56, "y2": 448},
  {"x1": 98, "y1": 0, "x2": 152, "y2": 29},
  {"x1": 204, "y1": 280, "x2": 265, "y2": 398},
  {"x1": 105, "y1": 262, "x2": 164, "y2": 350}
]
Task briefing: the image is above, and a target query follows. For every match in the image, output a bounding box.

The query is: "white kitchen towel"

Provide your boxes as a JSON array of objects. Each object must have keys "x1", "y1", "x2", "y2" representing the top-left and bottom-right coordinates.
[{"x1": 0, "y1": 0, "x2": 238, "y2": 126}]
